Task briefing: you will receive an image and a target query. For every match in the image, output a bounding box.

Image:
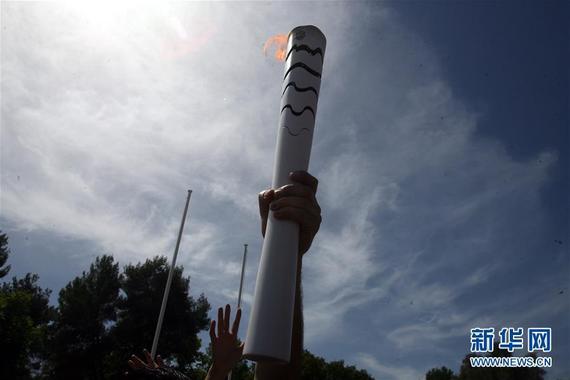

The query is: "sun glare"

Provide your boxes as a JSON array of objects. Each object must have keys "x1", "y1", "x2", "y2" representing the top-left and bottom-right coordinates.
[
  {"x1": 63, "y1": 1, "x2": 134, "y2": 19},
  {"x1": 60, "y1": 1, "x2": 167, "y2": 34}
]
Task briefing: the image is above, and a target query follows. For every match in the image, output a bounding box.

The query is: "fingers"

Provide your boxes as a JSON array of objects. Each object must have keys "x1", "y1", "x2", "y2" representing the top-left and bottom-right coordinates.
[
  {"x1": 273, "y1": 205, "x2": 321, "y2": 229},
  {"x1": 217, "y1": 307, "x2": 223, "y2": 337},
  {"x1": 258, "y1": 190, "x2": 274, "y2": 217},
  {"x1": 143, "y1": 349, "x2": 158, "y2": 368},
  {"x1": 212, "y1": 305, "x2": 241, "y2": 338},
  {"x1": 209, "y1": 319, "x2": 217, "y2": 342},
  {"x1": 129, "y1": 355, "x2": 146, "y2": 369},
  {"x1": 156, "y1": 355, "x2": 165, "y2": 367},
  {"x1": 231, "y1": 308, "x2": 242, "y2": 335},
  {"x1": 290, "y1": 171, "x2": 318, "y2": 193},
  {"x1": 224, "y1": 304, "x2": 231, "y2": 333},
  {"x1": 273, "y1": 183, "x2": 317, "y2": 205},
  {"x1": 258, "y1": 171, "x2": 317, "y2": 226},
  {"x1": 258, "y1": 172, "x2": 319, "y2": 242},
  {"x1": 258, "y1": 189, "x2": 274, "y2": 237},
  {"x1": 270, "y1": 196, "x2": 320, "y2": 217}
]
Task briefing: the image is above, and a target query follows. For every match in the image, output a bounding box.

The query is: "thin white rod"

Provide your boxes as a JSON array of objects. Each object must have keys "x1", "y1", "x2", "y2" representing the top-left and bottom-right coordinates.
[
  {"x1": 230, "y1": 243, "x2": 248, "y2": 380},
  {"x1": 151, "y1": 190, "x2": 193, "y2": 359},
  {"x1": 237, "y1": 243, "x2": 248, "y2": 308}
]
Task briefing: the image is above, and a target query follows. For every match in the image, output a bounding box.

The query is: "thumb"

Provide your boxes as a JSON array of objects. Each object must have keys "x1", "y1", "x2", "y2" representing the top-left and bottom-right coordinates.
[{"x1": 258, "y1": 189, "x2": 274, "y2": 236}]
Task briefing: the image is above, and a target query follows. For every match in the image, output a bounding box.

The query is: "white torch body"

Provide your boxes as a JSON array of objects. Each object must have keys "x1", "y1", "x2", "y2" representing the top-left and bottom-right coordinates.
[{"x1": 244, "y1": 25, "x2": 326, "y2": 363}]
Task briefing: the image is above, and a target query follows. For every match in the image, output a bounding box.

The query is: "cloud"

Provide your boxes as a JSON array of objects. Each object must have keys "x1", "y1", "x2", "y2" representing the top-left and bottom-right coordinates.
[{"x1": 1, "y1": 1, "x2": 566, "y2": 377}]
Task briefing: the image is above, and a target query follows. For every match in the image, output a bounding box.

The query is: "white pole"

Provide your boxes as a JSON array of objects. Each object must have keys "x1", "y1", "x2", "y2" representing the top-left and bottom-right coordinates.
[
  {"x1": 151, "y1": 190, "x2": 193, "y2": 359},
  {"x1": 237, "y1": 243, "x2": 248, "y2": 308},
  {"x1": 228, "y1": 244, "x2": 247, "y2": 380},
  {"x1": 229, "y1": 243, "x2": 248, "y2": 380}
]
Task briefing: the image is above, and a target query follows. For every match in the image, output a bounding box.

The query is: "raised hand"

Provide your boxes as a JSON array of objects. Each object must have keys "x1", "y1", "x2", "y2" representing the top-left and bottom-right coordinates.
[
  {"x1": 126, "y1": 349, "x2": 191, "y2": 379},
  {"x1": 207, "y1": 304, "x2": 244, "y2": 380},
  {"x1": 128, "y1": 349, "x2": 165, "y2": 371},
  {"x1": 258, "y1": 170, "x2": 322, "y2": 255}
]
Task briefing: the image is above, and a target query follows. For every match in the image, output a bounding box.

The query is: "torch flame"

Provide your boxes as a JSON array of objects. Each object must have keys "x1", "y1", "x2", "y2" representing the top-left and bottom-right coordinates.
[{"x1": 263, "y1": 34, "x2": 288, "y2": 61}]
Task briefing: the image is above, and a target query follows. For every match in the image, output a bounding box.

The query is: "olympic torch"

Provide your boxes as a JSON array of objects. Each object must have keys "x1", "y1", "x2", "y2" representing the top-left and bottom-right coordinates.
[{"x1": 244, "y1": 25, "x2": 326, "y2": 363}]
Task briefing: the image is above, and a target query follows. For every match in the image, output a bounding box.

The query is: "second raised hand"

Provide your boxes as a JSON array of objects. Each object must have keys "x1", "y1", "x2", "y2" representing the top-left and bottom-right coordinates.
[{"x1": 207, "y1": 304, "x2": 244, "y2": 380}]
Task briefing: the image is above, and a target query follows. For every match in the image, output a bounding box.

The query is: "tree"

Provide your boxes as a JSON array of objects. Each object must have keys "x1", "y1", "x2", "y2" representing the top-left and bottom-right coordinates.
[
  {"x1": 301, "y1": 350, "x2": 327, "y2": 380},
  {"x1": 427, "y1": 366, "x2": 457, "y2": 380},
  {"x1": 194, "y1": 348, "x2": 373, "y2": 380},
  {"x1": 0, "y1": 273, "x2": 55, "y2": 379},
  {"x1": 111, "y1": 256, "x2": 210, "y2": 377},
  {"x1": 301, "y1": 350, "x2": 374, "y2": 380},
  {"x1": 230, "y1": 359, "x2": 256, "y2": 380},
  {"x1": 48, "y1": 255, "x2": 121, "y2": 380},
  {"x1": 0, "y1": 231, "x2": 11, "y2": 278}
]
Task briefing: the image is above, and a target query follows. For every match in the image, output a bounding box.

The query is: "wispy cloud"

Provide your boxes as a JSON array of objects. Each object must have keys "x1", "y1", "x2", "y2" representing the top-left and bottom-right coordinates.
[{"x1": 1, "y1": 2, "x2": 566, "y2": 378}]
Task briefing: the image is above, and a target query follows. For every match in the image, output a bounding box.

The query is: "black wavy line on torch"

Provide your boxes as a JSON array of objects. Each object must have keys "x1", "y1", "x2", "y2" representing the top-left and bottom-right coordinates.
[
  {"x1": 281, "y1": 104, "x2": 315, "y2": 118},
  {"x1": 281, "y1": 82, "x2": 319, "y2": 98},
  {"x1": 283, "y1": 62, "x2": 322, "y2": 80},
  {"x1": 285, "y1": 44, "x2": 324, "y2": 62},
  {"x1": 282, "y1": 126, "x2": 312, "y2": 137}
]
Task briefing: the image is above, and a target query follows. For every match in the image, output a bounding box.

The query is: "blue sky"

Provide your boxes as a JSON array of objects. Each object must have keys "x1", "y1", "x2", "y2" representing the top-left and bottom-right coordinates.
[{"x1": 1, "y1": 2, "x2": 568, "y2": 379}]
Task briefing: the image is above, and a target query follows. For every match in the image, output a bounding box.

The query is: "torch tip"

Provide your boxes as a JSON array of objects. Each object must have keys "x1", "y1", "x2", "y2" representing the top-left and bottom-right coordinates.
[{"x1": 289, "y1": 25, "x2": 326, "y2": 44}]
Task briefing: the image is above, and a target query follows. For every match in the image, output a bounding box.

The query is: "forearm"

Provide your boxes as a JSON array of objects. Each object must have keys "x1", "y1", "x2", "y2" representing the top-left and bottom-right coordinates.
[
  {"x1": 255, "y1": 256, "x2": 303, "y2": 380},
  {"x1": 205, "y1": 365, "x2": 227, "y2": 380}
]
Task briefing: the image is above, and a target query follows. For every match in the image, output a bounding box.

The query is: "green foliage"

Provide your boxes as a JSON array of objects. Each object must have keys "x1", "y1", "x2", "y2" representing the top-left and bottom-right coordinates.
[
  {"x1": 0, "y1": 289, "x2": 35, "y2": 379},
  {"x1": 301, "y1": 350, "x2": 374, "y2": 380},
  {"x1": 48, "y1": 255, "x2": 121, "y2": 380},
  {"x1": 0, "y1": 231, "x2": 11, "y2": 278},
  {"x1": 46, "y1": 254, "x2": 211, "y2": 379},
  {"x1": 230, "y1": 359, "x2": 256, "y2": 380},
  {"x1": 0, "y1": 273, "x2": 55, "y2": 379},
  {"x1": 301, "y1": 349, "x2": 327, "y2": 379},
  {"x1": 194, "y1": 348, "x2": 372, "y2": 380},
  {"x1": 112, "y1": 256, "x2": 210, "y2": 376},
  {"x1": 427, "y1": 366, "x2": 457, "y2": 380},
  {"x1": 193, "y1": 346, "x2": 373, "y2": 380}
]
